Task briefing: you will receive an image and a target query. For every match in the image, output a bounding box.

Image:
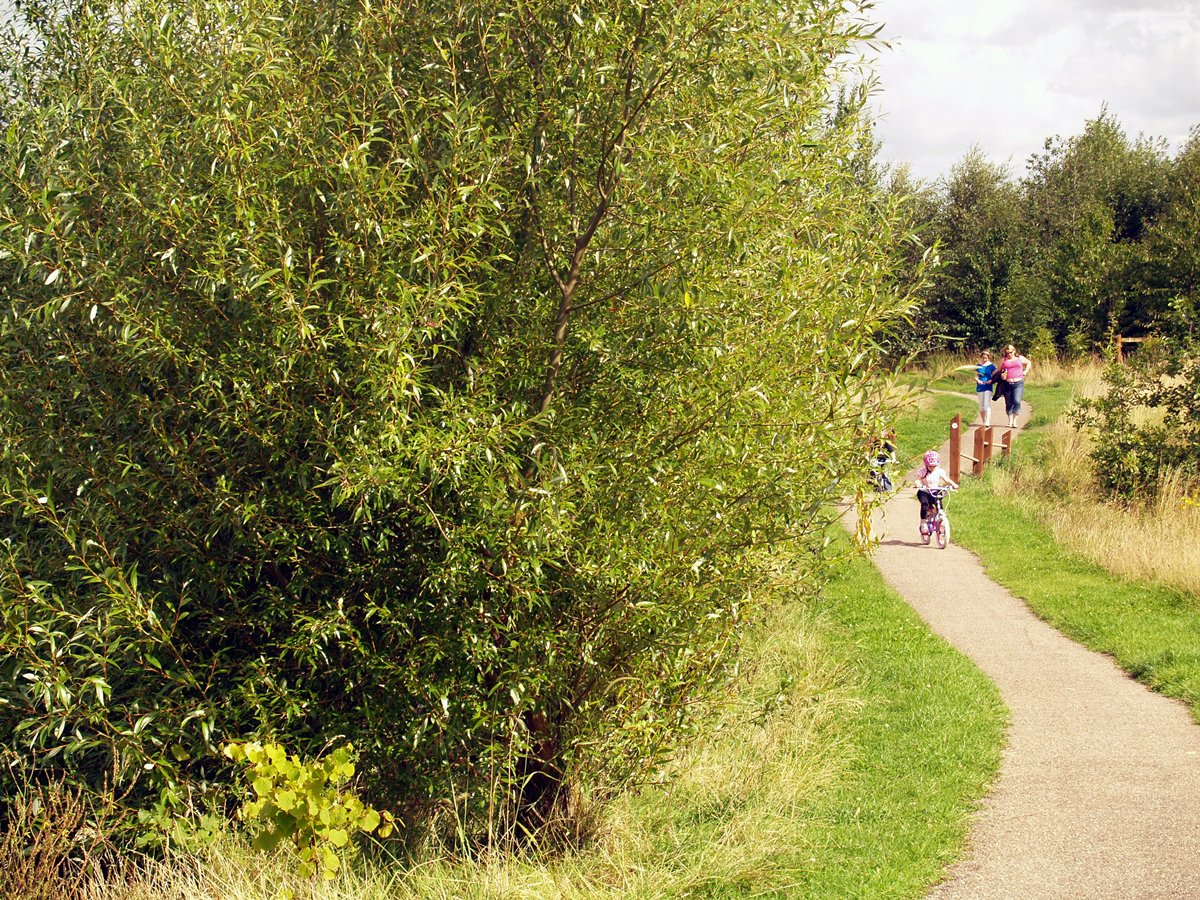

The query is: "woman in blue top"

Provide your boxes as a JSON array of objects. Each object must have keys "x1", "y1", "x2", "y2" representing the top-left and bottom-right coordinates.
[{"x1": 975, "y1": 350, "x2": 997, "y2": 427}]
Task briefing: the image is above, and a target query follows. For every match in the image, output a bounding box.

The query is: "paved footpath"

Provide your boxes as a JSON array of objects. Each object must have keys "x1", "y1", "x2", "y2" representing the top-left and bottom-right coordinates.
[{"x1": 867, "y1": 403, "x2": 1200, "y2": 899}]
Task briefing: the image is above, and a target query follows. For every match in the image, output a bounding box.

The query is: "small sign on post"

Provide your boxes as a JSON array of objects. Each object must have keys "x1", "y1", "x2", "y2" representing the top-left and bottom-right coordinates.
[{"x1": 949, "y1": 414, "x2": 961, "y2": 483}]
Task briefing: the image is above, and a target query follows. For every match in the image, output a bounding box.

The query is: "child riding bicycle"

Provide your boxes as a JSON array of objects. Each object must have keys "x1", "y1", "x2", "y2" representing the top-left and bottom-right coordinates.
[
  {"x1": 914, "y1": 449, "x2": 958, "y2": 534},
  {"x1": 869, "y1": 428, "x2": 897, "y2": 492}
]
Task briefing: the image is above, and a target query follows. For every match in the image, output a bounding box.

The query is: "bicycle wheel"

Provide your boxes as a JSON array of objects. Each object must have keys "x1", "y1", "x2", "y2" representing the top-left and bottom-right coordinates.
[{"x1": 936, "y1": 513, "x2": 950, "y2": 549}]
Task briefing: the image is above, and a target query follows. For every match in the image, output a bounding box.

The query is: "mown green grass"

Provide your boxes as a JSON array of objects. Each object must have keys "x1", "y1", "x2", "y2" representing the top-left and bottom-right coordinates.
[
  {"x1": 594, "y1": 530, "x2": 1006, "y2": 899},
  {"x1": 1015, "y1": 376, "x2": 1077, "y2": 427},
  {"x1": 950, "y1": 446, "x2": 1200, "y2": 722},
  {"x1": 780, "y1": 532, "x2": 1006, "y2": 898}
]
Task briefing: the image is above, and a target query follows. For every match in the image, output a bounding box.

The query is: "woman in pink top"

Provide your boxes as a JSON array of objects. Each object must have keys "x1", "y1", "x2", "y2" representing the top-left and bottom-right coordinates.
[{"x1": 998, "y1": 344, "x2": 1031, "y2": 428}]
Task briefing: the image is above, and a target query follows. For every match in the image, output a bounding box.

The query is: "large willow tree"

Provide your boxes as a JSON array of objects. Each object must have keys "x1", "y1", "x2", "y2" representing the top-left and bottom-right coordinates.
[{"x1": 0, "y1": 0, "x2": 920, "y2": 839}]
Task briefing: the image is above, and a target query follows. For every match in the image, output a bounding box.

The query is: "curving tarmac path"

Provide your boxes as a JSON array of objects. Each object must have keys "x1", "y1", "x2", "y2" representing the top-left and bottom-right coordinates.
[{"x1": 867, "y1": 399, "x2": 1200, "y2": 899}]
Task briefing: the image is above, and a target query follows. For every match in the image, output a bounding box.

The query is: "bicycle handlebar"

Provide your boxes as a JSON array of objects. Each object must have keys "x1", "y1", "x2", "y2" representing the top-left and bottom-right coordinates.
[{"x1": 917, "y1": 485, "x2": 956, "y2": 497}]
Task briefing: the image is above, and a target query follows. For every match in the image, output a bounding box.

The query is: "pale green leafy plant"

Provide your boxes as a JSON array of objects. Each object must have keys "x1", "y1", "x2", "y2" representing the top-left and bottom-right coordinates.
[{"x1": 224, "y1": 741, "x2": 394, "y2": 881}]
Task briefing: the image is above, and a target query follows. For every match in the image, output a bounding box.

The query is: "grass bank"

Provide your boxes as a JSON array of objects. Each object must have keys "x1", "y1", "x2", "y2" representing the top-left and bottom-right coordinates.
[
  {"x1": 951, "y1": 473, "x2": 1200, "y2": 720},
  {"x1": 58, "y1": 536, "x2": 1004, "y2": 899},
  {"x1": 917, "y1": 356, "x2": 1200, "y2": 722},
  {"x1": 782, "y1": 531, "x2": 1005, "y2": 898}
]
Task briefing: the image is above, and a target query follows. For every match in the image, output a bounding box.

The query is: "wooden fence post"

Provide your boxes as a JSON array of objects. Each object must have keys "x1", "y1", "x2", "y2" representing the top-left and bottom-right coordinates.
[
  {"x1": 1000, "y1": 427, "x2": 1012, "y2": 457},
  {"x1": 972, "y1": 426, "x2": 986, "y2": 476},
  {"x1": 949, "y1": 414, "x2": 961, "y2": 483},
  {"x1": 1115, "y1": 334, "x2": 1145, "y2": 365}
]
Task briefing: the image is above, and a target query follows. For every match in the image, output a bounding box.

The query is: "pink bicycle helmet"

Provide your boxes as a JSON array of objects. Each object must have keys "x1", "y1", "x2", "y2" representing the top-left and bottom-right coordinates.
[{"x1": 923, "y1": 450, "x2": 940, "y2": 469}]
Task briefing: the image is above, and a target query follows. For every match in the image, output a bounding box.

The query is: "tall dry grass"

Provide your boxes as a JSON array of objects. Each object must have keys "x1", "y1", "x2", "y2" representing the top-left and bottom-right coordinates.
[
  {"x1": 991, "y1": 416, "x2": 1200, "y2": 598},
  {"x1": 1025, "y1": 354, "x2": 1105, "y2": 390},
  {"x1": 909, "y1": 349, "x2": 967, "y2": 384},
  {"x1": 0, "y1": 781, "x2": 126, "y2": 900}
]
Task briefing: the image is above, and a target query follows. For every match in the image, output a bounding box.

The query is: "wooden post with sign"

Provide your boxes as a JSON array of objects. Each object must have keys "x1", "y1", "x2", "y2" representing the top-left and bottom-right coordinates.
[{"x1": 949, "y1": 414, "x2": 961, "y2": 483}]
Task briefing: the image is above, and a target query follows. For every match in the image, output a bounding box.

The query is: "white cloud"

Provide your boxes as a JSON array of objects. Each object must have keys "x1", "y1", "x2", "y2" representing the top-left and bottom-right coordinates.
[{"x1": 868, "y1": 0, "x2": 1200, "y2": 182}]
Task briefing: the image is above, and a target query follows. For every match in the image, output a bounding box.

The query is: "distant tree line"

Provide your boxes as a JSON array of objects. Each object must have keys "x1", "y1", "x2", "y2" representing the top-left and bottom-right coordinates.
[{"x1": 901, "y1": 110, "x2": 1200, "y2": 355}]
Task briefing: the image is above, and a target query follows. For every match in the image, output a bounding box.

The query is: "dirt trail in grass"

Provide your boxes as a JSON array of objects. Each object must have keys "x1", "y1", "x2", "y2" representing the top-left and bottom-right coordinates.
[{"x1": 868, "y1": 396, "x2": 1200, "y2": 899}]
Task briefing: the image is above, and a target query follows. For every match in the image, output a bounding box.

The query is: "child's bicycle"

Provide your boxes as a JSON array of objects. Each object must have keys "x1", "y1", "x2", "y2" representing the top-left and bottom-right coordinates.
[
  {"x1": 920, "y1": 486, "x2": 954, "y2": 549},
  {"x1": 869, "y1": 452, "x2": 894, "y2": 493}
]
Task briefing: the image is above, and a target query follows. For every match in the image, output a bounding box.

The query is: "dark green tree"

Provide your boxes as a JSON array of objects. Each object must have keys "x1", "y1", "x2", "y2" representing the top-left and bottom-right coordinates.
[
  {"x1": 1137, "y1": 129, "x2": 1200, "y2": 336},
  {"x1": 1021, "y1": 111, "x2": 1170, "y2": 347},
  {"x1": 925, "y1": 148, "x2": 1020, "y2": 348}
]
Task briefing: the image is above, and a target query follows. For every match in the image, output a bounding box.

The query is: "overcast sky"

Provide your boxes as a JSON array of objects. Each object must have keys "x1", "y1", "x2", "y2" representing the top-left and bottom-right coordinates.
[{"x1": 866, "y1": 0, "x2": 1200, "y2": 184}]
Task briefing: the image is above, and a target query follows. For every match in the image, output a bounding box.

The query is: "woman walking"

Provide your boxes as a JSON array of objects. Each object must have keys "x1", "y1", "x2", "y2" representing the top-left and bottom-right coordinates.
[{"x1": 997, "y1": 344, "x2": 1032, "y2": 428}]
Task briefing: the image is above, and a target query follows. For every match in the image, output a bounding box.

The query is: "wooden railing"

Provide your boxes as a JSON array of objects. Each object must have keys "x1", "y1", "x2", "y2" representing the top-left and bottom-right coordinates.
[
  {"x1": 1115, "y1": 334, "x2": 1146, "y2": 363},
  {"x1": 948, "y1": 414, "x2": 1012, "y2": 483}
]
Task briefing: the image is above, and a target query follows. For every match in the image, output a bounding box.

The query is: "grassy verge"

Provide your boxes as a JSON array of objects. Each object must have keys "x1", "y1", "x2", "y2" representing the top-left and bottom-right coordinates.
[
  {"x1": 781, "y1": 530, "x2": 1006, "y2": 898},
  {"x1": 80, "y1": 536, "x2": 1005, "y2": 899},
  {"x1": 1013, "y1": 373, "x2": 1080, "y2": 427},
  {"x1": 530, "y1": 530, "x2": 1004, "y2": 898},
  {"x1": 951, "y1": 445, "x2": 1200, "y2": 723}
]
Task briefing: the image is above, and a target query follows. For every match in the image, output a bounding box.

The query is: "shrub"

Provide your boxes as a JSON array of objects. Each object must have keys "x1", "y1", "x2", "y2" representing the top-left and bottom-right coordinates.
[
  {"x1": 0, "y1": 0, "x2": 921, "y2": 842},
  {"x1": 225, "y1": 741, "x2": 393, "y2": 881},
  {"x1": 1071, "y1": 338, "x2": 1200, "y2": 499}
]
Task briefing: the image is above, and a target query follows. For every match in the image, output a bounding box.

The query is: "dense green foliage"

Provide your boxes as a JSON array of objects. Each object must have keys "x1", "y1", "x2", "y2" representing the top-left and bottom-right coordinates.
[
  {"x1": 914, "y1": 111, "x2": 1199, "y2": 353},
  {"x1": 1071, "y1": 339, "x2": 1200, "y2": 499},
  {"x1": 922, "y1": 151, "x2": 1021, "y2": 348},
  {"x1": 0, "y1": 0, "x2": 920, "y2": 840}
]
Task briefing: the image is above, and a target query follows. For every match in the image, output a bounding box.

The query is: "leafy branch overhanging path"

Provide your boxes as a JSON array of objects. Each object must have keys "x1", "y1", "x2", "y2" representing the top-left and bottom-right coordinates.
[{"x1": 866, "y1": 401, "x2": 1200, "y2": 899}]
